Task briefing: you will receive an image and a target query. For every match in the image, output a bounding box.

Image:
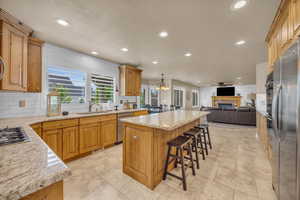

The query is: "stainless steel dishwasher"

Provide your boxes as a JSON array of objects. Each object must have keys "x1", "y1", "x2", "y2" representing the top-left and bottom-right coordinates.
[{"x1": 116, "y1": 112, "x2": 134, "y2": 144}]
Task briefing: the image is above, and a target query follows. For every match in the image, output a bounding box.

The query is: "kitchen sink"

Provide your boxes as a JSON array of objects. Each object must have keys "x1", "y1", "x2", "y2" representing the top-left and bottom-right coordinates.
[{"x1": 76, "y1": 110, "x2": 113, "y2": 115}]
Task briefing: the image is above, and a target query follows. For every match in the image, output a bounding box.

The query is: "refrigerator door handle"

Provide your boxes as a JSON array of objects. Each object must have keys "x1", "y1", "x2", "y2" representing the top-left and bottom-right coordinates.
[{"x1": 272, "y1": 85, "x2": 281, "y2": 139}]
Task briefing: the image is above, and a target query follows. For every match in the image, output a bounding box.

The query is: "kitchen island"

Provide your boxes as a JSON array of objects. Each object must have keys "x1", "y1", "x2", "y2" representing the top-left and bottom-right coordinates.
[{"x1": 121, "y1": 110, "x2": 210, "y2": 189}]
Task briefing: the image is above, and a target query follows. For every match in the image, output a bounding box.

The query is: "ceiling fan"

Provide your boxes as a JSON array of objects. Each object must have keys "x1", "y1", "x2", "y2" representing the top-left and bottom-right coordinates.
[{"x1": 200, "y1": 82, "x2": 235, "y2": 87}]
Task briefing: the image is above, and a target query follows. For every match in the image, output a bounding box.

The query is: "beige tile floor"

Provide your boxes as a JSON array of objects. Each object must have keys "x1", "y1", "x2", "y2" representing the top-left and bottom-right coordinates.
[{"x1": 64, "y1": 123, "x2": 276, "y2": 200}]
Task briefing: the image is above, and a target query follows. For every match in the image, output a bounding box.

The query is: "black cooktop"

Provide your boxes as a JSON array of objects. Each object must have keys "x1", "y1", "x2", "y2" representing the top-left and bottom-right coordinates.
[{"x1": 0, "y1": 127, "x2": 30, "y2": 146}]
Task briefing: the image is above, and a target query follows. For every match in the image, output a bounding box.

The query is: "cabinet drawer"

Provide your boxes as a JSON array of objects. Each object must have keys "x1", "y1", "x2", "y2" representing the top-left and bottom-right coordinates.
[
  {"x1": 100, "y1": 114, "x2": 117, "y2": 122},
  {"x1": 79, "y1": 116, "x2": 101, "y2": 125},
  {"x1": 43, "y1": 119, "x2": 79, "y2": 130}
]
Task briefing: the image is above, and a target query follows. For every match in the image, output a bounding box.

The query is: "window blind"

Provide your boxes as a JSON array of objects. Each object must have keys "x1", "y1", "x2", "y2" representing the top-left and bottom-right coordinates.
[{"x1": 91, "y1": 73, "x2": 114, "y2": 103}]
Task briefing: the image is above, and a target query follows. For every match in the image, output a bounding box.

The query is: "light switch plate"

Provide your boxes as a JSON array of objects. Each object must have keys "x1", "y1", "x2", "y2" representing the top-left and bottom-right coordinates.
[{"x1": 19, "y1": 100, "x2": 26, "y2": 108}]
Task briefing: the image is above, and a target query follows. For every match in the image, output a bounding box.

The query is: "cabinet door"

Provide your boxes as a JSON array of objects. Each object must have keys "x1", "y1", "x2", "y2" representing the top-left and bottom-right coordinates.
[
  {"x1": 126, "y1": 69, "x2": 135, "y2": 96},
  {"x1": 1, "y1": 22, "x2": 27, "y2": 91},
  {"x1": 62, "y1": 126, "x2": 79, "y2": 160},
  {"x1": 124, "y1": 126, "x2": 151, "y2": 179},
  {"x1": 293, "y1": 0, "x2": 300, "y2": 34},
  {"x1": 101, "y1": 120, "x2": 116, "y2": 148},
  {"x1": 43, "y1": 129, "x2": 63, "y2": 158},
  {"x1": 135, "y1": 71, "x2": 141, "y2": 96},
  {"x1": 27, "y1": 37, "x2": 43, "y2": 92},
  {"x1": 31, "y1": 123, "x2": 42, "y2": 138},
  {"x1": 21, "y1": 181, "x2": 63, "y2": 200},
  {"x1": 79, "y1": 123, "x2": 100, "y2": 153}
]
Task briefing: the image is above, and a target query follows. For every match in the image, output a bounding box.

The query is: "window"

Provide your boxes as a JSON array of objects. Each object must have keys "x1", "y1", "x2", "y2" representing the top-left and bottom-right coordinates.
[
  {"x1": 150, "y1": 88, "x2": 159, "y2": 106},
  {"x1": 192, "y1": 90, "x2": 199, "y2": 107},
  {"x1": 174, "y1": 89, "x2": 184, "y2": 107},
  {"x1": 91, "y1": 73, "x2": 114, "y2": 103},
  {"x1": 47, "y1": 66, "x2": 86, "y2": 104}
]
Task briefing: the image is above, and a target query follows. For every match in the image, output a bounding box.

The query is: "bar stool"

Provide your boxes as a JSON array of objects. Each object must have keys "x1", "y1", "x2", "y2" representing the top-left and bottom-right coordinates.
[
  {"x1": 184, "y1": 129, "x2": 206, "y2": 166},
  {"x1": 196, "y1": 124, "x2": 212, "y2": 150},
  {"x1": 163, "y1": 135, "x2": 196, "y2": 191}
]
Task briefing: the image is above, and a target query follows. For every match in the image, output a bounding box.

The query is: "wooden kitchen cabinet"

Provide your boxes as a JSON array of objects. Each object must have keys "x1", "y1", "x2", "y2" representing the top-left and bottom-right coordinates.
[
  {"x1": 133, "y1": 110, "x2": 149, "y2": 116},
  {"x1": 266, "y1": 0, "x2": 300, "y2": 72},
  {"x1": 27, "y1": 37, "x2": 44, "y2": 92},
  {"x1": 43, "y1": 128, "x2": 63, "y2": 159},
  {"x1": 79, "y1": 123, "x2": 101, "y2": 153},
  {"x1": 119, "y1": 65, "x2": 142, "y2": 96},
  {"x1": 123, "y1": 125, "x2": 152, "y2": 185},
  {"x1": 0, "y1": 21, "x2": 28, "y2": 91},
  {"x1": 21, "y1": 181, "x2": 63, "y2": 200},
  {"x1": 101, "y1": 120, "x2": 117, "y2": 148},
  {"x1": 31, "y1": 123, "x2": 42, "y2": 138},
  {"x1": 62, "y1": 126, "x2": 79, "y2": 160}
]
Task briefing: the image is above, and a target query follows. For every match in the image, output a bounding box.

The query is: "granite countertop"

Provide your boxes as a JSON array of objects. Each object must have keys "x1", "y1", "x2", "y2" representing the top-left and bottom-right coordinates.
[
  {"x1": 120, "y1": 110, "x2": 210, "y2": 131},
  {"x1": 0, "y1": 108, "x2": 147, "y2": 200}
]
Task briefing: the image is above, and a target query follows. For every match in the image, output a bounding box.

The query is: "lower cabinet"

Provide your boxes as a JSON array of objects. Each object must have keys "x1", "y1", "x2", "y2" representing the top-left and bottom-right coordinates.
[
  {"x1": 256, "y1": 112, "x2": 271, "y2": 161},
  {"x1": 133, "y1": 110, "x2": 148, "y2": 116},
  {"x1": 62, "y1": 126, "x2": 79, "y2": 160},
  {"x1": 21, "y1": 181, "x2": 63, "y2": 200},
  {"x1": 43, "y1": 124, "x2": 79, "y2": 160},
  {"x1": 43, "y1": 128, "x2": 63, "y2": 159},
  {"x1": 79, "y1": 123, "x2": 101, "y2": 154},
  {"x1": 31, "y1": 123, "x2": 42, "y2": 138},
  {"x1": 101, "y1": 120, "x2": 117, "y2": 148},
  {"x1": 39, "y1": 114, "x2": 117, "y2": 161}
]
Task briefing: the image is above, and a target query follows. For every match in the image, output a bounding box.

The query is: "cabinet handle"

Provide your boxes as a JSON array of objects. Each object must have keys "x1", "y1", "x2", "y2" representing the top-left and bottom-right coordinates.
[
  {"x1": 133, "y1": 135, "x2": 138, "y2": 139},
  {"x1": 19, "y1": 64, "x2": 22, "y2": 86},
  {"x1": 0, "y1": 56, "x2": 5, "y2": 81}
]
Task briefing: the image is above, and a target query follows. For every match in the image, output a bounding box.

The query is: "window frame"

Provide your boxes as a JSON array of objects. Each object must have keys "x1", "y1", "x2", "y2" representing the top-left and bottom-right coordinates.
[
  {"x1": 173, "y1": 87, "x2": 185, "y2": 108},
  {"x1": 192, "y1": 90, "x2": 200, "y2": 107}
]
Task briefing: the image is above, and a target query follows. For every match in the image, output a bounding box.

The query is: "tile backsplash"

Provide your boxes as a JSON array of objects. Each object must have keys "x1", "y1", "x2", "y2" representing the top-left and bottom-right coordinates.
[{"x1": 0, "y1": 92, "x2": 45, "y2": 118}]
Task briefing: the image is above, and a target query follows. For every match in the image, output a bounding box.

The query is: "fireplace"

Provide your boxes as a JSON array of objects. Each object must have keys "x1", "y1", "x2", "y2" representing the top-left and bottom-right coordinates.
[{"x1": 218, "y1": 103, "x2": 234, "y2": 109}]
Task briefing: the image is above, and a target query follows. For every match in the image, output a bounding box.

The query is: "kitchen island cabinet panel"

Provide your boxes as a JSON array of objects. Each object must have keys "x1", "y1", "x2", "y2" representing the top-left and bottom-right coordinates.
[{"x1": 123, "y1": 124, "x2": 153, "y2": 188}]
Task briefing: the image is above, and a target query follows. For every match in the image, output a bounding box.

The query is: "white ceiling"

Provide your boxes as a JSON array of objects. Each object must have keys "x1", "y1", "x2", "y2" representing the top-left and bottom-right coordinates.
[{"x1": 0, "y1": 0, "x2": 279, "y2": 85}]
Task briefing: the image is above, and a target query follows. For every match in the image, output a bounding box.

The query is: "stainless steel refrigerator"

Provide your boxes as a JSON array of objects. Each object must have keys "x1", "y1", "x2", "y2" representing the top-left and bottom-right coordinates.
[{"x1": 266, "y1": 39, "x2": 299, "y2": 200}]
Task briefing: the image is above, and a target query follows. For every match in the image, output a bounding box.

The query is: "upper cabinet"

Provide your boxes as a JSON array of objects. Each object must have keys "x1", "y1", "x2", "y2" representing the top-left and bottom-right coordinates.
[
  {"x1": 0, "y1": 9, "x2": 43, "y2": 92},
  {"x1": 266, "y1": 0, "x2": 300, "y2": 72},
  {"x1": 119, "y1": 65, "x2": 142, "y2": 96},
  {"x1": 0, "y1": 21, "x2": 29, "y2": 91},
  {"x1": 27, "y1": 37, "x2": 44, "y2": 92}
]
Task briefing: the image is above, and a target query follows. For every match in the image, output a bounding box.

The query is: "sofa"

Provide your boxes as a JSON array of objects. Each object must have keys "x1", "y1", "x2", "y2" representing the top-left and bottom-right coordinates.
[{"x1": 201, "y1": 107, "x2": 256, "y2": 126}]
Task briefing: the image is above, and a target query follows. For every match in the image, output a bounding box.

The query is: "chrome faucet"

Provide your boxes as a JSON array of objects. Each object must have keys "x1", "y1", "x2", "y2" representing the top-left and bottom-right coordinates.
[{"x1": 88, "y1": 101, "x2": 96, "y2": 112}]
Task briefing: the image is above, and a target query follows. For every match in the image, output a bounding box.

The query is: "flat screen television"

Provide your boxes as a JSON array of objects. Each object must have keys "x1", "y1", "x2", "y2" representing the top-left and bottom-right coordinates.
[{"x1": 217, "y1": 87, "x2": 235, "y2": 96}]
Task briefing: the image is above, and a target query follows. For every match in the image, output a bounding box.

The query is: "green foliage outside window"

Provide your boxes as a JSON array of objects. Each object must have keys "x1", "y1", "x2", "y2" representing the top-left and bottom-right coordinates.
[{"x1": 55, "y1": 85, "x2": 73, "y2": 104}]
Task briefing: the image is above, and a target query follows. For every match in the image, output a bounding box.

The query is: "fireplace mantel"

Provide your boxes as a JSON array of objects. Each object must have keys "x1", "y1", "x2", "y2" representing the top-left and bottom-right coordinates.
[{"x1": 212, "y1": 96, "x2": 241, "y2": 107}]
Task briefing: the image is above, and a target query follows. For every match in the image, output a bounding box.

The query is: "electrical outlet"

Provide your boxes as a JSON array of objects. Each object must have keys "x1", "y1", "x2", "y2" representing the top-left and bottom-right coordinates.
[{"x1": 19, "y1": 100, "x2": 26, "y2": 108}]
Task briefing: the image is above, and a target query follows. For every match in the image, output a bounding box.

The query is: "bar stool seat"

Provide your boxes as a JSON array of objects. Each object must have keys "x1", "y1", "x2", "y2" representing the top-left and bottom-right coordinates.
[{"x1": 163, "y1": 135, "x2": 196, "y2": 191}]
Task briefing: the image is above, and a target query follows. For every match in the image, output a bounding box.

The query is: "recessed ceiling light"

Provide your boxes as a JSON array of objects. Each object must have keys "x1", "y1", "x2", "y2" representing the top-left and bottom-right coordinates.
[
  {"x1": 185, "y1": 52, "x2": 192, "y2": 57},
  {"x1": 236, "y1": 77, "x2": 242, "y2": 80},
  {"x1": 121, "y1": 48, "x2": 128, "y2": 52},
  {"x1": 91, "y1": 51, "x2": 98, "y2": 55},
  {"x1": 56, "y1": 19, "x2": 70, "y2": 26},
  {"x1": 152, "y1": 61, "x2": 159, "y2": 64},
  {"x1": 159, "y1": 31, "x2": 168, "y2": 38},
  {"x1": 232, "y1": 0, "x2": 248, "y2": 10},
  {"x1": 235, "y1": 40, "x2": 246, "y2": 45}
]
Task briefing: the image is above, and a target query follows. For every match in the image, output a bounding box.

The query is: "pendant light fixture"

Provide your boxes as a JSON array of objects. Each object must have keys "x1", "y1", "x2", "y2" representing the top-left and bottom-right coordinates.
[{"x1": 156, "y1": 73, "x2": 169, "y2": 91}]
